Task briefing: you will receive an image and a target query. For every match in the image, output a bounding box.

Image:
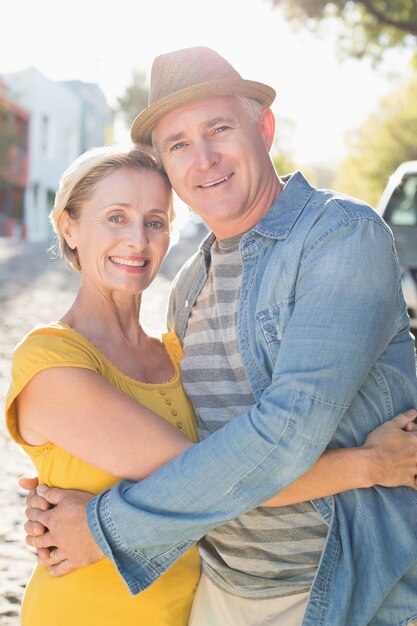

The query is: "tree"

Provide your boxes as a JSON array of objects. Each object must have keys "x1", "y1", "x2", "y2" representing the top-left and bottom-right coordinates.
[
  {"x1": 335, "y1": 67, "x2": 417, "y2": 206},
  {"x1": 114, "y1": 68, "x2": 149, "y2": 129},
  {"x1": 266, "y1": 0, "x2": 417, "y2": 62}
]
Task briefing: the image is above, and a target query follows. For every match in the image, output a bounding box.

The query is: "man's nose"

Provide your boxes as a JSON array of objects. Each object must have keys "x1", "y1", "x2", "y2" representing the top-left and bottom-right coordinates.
[{"x1": 194, "y1": 140, "x2": 220, "y2": 170}]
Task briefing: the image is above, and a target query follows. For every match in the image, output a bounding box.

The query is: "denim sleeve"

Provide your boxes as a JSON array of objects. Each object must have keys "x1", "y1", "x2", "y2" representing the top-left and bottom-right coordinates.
[{"x1": 87, "y1": 216, "x2": 402, "y2": 594}]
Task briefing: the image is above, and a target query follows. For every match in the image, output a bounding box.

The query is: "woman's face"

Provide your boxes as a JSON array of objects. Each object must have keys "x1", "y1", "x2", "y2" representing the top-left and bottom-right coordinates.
[{"x1": 64, "y1": 167, "x2": 172, "y2": 296}]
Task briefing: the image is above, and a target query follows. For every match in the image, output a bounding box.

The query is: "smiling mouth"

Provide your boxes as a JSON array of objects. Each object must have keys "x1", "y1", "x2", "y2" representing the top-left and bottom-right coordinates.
[
  {"x1": 198, "y1": 174, "x2": 233, "y2": 189},
  {"x1": 110, "y1": 257, "x2": 148, "y2": 267}
]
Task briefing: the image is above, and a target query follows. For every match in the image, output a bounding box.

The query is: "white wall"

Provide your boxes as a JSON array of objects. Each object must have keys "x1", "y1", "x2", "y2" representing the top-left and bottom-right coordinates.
[{"x1": 4, "y1": 69, "x2": 110, "y2": 242}]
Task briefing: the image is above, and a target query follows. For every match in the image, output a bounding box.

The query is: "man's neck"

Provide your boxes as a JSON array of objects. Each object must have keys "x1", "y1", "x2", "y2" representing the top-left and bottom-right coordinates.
[{"x1": 210, "y1": 175, "x2": 285, "y2": 239}]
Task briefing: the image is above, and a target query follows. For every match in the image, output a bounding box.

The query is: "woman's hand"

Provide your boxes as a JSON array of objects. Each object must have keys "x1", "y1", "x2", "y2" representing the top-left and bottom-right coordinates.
[
  {"x1": 19, "y1": 476, "x2": 50, "y2": 546},
  {"x1": 262, "y1": 409, "x2": 417, "y2": 507},
  {"x1": 19, "y1": 477, "x2": 104, "y2": 575},
  {"x1": 23, "y1": 484, "x2": 104, "y2": 576},
  {"x1": 362, "y1": 409, "x2": 417, "y2": 489}
]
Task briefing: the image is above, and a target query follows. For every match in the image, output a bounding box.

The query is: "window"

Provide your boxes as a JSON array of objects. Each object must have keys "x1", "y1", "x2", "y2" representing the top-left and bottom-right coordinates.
[
  {"x1": 385, "y1": 174, "x2": 417, "y2": 227},
  {"x1": 41, "y1": 114, "x2": 51, "y2": 155}
]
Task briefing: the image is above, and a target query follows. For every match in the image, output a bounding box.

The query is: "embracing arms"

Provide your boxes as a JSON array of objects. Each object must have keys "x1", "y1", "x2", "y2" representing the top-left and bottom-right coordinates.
[
  {"x1": 18, "y1": 363, "x2": 417, "y2": 502},
  {"x1": 21, "y1": 362, "x2": 417, "y2": 577}
]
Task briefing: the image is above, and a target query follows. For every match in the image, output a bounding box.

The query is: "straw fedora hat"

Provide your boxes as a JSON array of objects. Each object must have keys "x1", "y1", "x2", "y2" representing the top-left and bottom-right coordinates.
[{"x1": 130, "y1": 46, "x2": 276, "y2": 145}]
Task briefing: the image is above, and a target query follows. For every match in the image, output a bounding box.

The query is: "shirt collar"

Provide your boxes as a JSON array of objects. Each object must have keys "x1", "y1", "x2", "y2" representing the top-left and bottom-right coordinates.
[
  {"x1": 252, "y1": 171, "x2": 314, "y2": 240},
  {"x1": 198, "y1": 170, "x2": 314, "y2": 263}
]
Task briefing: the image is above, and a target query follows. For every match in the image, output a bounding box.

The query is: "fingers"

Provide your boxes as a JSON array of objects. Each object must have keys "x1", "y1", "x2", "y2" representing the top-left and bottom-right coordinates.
[
  {"x1": 390, "y1": 408, "x2": 417, "y2": 429},
  {"x1": 26, "y1": 491, "x2": 51, "y2": 511},
  {"x1": 38, "y1": 548, "x2": 61, "y2": 568},
  {"x1": 37, "y1": 547, "x2": 51, "y2": 561},
  {"x1": 24, "y1": 507, "x2": 52, "y2": 549},
  {"x1": 35, "y1": 484, "x2": 69, "y2": 506},
  {"x1": 18, "y1": 476, "x2": 39, "y2": 491},
  {"x1": 25, "y1": 530, "x2": 54, "y2": 550},
  {"x1": 36, "y1": 548, "x2": 80, "y2": 577},
  {"x1": 47, "y1": 559, "x2": 77, "y2": 577},
  {"x1": 24, "y1": 520, "x2": 47, "y2": 537},
  {"x1": 25, "y1": 504, "x2": 50, "y2": 525}
]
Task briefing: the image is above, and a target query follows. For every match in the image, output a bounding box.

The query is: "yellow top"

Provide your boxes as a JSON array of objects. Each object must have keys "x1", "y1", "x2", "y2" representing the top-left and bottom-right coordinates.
[{"x1": 6, "y1": 322, "x2": 200, "y2": 626}]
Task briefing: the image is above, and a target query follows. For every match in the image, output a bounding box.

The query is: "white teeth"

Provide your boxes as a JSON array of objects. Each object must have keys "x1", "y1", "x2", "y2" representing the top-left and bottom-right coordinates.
[
  {"x1": 200, "y1": 175, "x2": 230, "y2": 188},
  {"x1": 110, "y1": 257, "x2": 146, "y2": 267}
]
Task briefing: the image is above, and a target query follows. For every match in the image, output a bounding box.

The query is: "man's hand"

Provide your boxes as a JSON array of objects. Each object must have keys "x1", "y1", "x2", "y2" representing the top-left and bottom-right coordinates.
[
  {"x1": 24, "y1": 485, "x2": 104, "y2": 576},
  {"x1": 363, "y1": 409, "x2": 417, "y2": 489}
]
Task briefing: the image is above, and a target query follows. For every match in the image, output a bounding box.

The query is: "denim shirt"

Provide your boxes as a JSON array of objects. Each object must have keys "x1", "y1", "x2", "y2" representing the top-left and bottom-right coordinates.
[{"x1": 87, "y1": 172, "x2": 417, "y2": 625}]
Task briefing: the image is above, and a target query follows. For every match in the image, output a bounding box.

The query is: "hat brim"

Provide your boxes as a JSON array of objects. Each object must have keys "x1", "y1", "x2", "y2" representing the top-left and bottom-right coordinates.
[{"x1": 130, "y1": 78, "x2": 276, "y2": 146}]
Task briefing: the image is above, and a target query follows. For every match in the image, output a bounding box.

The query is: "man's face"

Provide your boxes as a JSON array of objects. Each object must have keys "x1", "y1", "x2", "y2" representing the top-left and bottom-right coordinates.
[{"x1": 152, "y1": 95, "x2": 277, "y2": 239}]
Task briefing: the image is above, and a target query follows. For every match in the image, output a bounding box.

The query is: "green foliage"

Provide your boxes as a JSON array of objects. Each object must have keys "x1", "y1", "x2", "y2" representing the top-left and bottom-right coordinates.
[
  {"x1": 114, "y1": 68, "x2": 149, "y2": 128},
  {"x1": 272, "y1": 151, "x2": 297, "y2": 176},
  {"x1": 267, "y1": 0, "x2": 417, "y2": 62},
  {"x1": 335, "y1": 69, "x2": 417, "y2": 206},
  {"x1": 272, "y1": 152, "x2": 334, "y2": 189}
]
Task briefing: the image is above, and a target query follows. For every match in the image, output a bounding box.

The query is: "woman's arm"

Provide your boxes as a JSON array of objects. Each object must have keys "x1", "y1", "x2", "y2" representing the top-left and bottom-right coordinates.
[
  {"x1": 263, "y1": 410, "x2": 417, "y2": 506},
  {"x1": 17, "y1": 367, "x2": 193, "y2": 481},
  {"x1": 17, "y1": 367, "x2": 417, "y2": 494}
]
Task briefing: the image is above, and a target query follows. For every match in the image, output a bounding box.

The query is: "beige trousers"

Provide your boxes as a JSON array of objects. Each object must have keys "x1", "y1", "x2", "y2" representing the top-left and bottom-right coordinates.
[{"x1": 188, "y1": 573, "x2": 309, "y2": 626}]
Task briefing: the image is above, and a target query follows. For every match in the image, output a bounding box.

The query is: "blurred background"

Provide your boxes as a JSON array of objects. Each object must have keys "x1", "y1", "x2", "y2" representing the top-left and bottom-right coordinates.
[
  {"x1": 2, "y1": 0, "x2": 416, "y2": 330},
  {"x1": 0, "y1": 1, "x2": 417, "y2": 623},
  {"x1": 1, "y1": 0, "x2": 417, "y2": 240}
]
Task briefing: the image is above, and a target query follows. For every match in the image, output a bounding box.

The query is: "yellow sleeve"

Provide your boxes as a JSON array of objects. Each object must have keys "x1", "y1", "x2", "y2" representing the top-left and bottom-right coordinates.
[
  {"x1": 162, "y1": 331, "x2": 185, "y2": 365},
  {"x1": 5, "y1": 324, "x2": 102, "y2": 444}
]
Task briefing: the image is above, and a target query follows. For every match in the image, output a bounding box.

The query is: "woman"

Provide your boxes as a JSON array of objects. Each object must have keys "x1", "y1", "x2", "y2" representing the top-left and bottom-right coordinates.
[
  {"x1": 6, "y1": 144, "x2": 200, "y2": 626},
  {"x1": 5, "y1": 144, "x2": 417, "y2": 626}
]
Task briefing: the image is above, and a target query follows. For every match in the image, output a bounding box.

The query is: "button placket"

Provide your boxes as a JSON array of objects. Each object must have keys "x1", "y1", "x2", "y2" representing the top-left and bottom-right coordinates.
[{"x1": 159, "y1": 389, "x2": 182, "y2": 428}]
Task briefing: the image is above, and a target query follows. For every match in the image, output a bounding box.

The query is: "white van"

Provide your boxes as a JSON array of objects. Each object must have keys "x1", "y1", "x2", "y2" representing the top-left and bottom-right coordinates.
[{"x1": 376, "y1": 161, "x2": 417, "y2": 333}]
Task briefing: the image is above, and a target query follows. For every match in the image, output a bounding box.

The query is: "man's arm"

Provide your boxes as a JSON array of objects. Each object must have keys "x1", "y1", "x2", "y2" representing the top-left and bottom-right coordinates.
[{"x1": 22, "y1": 409, "x2": 417, "y2": 574}]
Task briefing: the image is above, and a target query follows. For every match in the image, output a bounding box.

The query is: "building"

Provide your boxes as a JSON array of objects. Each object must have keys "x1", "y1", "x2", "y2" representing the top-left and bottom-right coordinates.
[
  {"x1": 2, "y1": 68, "x2": 113, "y2": 242},
  {"x1": 63, "y1": 80, "x2": 114, "y2": 152},
  {"x1": 0, "y1": 81, "x2": 29, "y2": 238}
]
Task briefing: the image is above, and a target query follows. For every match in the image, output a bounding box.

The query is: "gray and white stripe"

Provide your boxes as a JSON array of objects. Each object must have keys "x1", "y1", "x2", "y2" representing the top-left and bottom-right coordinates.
[{"x1": 181, "y1": 235, "x2": 327, "y2": 599}]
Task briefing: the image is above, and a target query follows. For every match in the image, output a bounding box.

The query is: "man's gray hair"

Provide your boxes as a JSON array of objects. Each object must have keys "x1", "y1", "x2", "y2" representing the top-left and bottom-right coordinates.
[{"x1": 237, "y1": 96, "x2": 265, "y2": 122}]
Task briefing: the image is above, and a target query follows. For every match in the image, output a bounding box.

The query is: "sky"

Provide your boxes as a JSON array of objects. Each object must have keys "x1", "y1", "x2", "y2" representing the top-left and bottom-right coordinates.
[{"x1": 1, "y1": 0, "x2": 413, "y2": 167}]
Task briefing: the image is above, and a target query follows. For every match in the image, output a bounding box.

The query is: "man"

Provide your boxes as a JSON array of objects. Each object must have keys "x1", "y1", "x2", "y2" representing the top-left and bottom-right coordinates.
[{"x1": 24, "y1": 47, "x2": 417, "y2": 625}]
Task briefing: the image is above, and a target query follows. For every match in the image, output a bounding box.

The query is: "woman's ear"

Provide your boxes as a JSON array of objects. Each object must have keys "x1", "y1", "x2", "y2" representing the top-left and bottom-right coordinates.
[{"x1": 60, "y1": 211, "x2": 77, "y2": 250}]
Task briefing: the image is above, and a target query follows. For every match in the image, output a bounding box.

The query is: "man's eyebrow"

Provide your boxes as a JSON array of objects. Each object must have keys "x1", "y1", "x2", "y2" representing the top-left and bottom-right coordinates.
[
  {"x1": 204, "y1": 115, "x2": 237, "y2": 127},
  {"x1": 161, "y1": 131, "x2": 184, "y2": 150},
  {"x1": 160, "y1": 115, "x2": 238, "y2": 150}
]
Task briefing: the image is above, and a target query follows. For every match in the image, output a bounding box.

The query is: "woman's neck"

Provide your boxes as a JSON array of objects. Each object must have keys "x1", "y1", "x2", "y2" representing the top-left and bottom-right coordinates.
[{"x1": 61, "y1": 284, "x2": 144, "y2": 348}]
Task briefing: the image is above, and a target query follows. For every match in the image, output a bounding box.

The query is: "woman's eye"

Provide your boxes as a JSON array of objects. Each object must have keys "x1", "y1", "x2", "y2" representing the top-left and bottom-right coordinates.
[
  {"x1": 109, "y1": 214, "x2": 123, "y2": 223},
  {"x1": 147, "y1": 220, "x2": 163, "y2": 229},
  {"x1": 215, "y1": 126, "x2": 229, "y2": 134}
]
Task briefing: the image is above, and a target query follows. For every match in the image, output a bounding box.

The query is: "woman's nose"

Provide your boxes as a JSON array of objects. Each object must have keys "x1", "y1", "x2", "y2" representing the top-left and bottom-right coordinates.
[{"x1": 125, "y1": 224, "x2": 148, "y2": 249}]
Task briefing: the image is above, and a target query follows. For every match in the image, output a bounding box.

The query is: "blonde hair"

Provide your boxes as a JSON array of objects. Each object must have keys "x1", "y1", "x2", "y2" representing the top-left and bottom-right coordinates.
[{"x1": 50, "y1": 144, "x2": 173, "y2": 272}]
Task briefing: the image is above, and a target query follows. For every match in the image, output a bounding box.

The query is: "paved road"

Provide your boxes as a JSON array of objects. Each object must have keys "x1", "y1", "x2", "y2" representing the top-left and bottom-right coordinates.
[{"x1": 0, "y1": 233, "x2": 201, "y2": 625}]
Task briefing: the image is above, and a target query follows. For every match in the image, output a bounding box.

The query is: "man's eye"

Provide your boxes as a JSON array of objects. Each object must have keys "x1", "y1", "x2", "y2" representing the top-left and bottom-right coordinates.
[
  {"x1": 215, "y1": 126, "x2": 230, "y2": 134},
  {"x1": 170, "y1": 142, "x2": 185, "y2": 151},
  {"x1": 109, "y1": 214, "x2": 123, "y2": 223}
]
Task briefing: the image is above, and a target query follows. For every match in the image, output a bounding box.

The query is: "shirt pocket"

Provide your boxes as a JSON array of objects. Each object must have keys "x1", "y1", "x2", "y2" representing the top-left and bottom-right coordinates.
[{"x1": 256, "y1": 299, "x2": 294, "y2": 358}]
